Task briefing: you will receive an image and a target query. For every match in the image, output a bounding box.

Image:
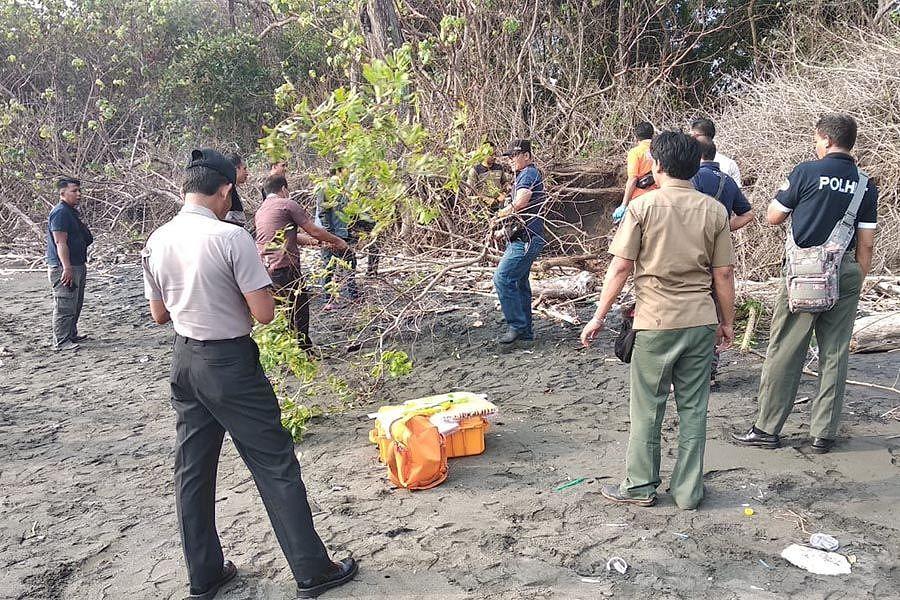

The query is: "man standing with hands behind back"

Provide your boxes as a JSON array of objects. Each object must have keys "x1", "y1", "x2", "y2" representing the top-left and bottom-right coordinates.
[
  {"x1": 732, "y1": 114, "x2": 878, "y2": 454},
  {"x1": 581, "y1": 131, "x2": 736, "y2": 510},
  {"x1": 142, "y1": 149, "x2": 357, "y2": 600},
  {"x1": 46, "y1": 177, "x2": 93, "y2": 351}
]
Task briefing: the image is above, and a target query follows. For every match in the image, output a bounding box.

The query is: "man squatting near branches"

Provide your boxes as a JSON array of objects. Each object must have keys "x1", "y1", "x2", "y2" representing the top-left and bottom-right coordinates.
[{"x1": 141, "y1": 149, "x2": 357, "y2": 599}]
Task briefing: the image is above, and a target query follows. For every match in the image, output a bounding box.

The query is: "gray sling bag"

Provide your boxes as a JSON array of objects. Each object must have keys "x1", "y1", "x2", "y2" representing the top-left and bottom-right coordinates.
[{"x1": 784, "y1": 170, "x2": 868, "y2": 313}]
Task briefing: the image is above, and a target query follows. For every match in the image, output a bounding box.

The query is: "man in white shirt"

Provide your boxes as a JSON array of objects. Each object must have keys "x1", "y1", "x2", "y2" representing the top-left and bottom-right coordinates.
[
  {"x1": 690, "y1": 117, "x2": 742, "y2": 187},
  {"x1": 142, "y1": 149, "x2": 358, "y2": 599}
]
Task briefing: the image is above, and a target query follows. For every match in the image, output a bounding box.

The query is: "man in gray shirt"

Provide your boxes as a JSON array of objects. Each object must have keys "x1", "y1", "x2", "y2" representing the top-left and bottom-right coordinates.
[{"x1": 142, "y1": 149, "x2": 357, "y2": 599}]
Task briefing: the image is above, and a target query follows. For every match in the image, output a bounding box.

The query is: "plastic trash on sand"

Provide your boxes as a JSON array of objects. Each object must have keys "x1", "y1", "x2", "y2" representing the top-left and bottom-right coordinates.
[
  {"x1": 809, "y1": 533, "x2": 840, "y2": 552},
  {"x1": 781, "y1": 544, "x2": 851, "y2": 575},
  {"x1": 606, "y1": 557, "x2": 628, "y2": 575}
]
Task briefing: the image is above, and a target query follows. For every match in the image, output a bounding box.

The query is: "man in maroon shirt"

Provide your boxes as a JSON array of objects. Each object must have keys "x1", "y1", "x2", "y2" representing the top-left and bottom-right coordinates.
[{"x1": 255, "y1": 175, "x2": 348, "y2": 349}]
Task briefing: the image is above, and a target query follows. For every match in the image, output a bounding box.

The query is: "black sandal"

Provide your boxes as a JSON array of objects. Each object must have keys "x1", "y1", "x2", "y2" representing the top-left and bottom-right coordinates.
[{"x1": 185, "y1": 560, "x2": 237, "y2": 600}]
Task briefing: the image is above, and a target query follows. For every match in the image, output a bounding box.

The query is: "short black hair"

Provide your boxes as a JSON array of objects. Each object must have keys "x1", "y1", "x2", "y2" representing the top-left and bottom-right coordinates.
[
  {"x1": 698, "y1": 137, "x2": 717, "y2": 161},
  {"x1": 815, "y1": 113, "x2": 857, "y2": 150},
  {"x1": 650, "y1": 131, "x2": 701, "y2": 180},
  {"x1": 227, "y1": 153, "x2": 243, "y2": 168},
  {"x1": 182, "y1": 166, "x2": 230, "y2": 196},
  {"x1": 263, "y1": 174, "x2": 288, "y2": 196},
  {"x1": 57, "y1": 177, "x2": 80, "y2": 190},
  {"x1": 634, "y1": 122, "x2": 654, "y2": 141},
  {"x1": 690, "y1": 117, "x2": 716, "y2": 139}
]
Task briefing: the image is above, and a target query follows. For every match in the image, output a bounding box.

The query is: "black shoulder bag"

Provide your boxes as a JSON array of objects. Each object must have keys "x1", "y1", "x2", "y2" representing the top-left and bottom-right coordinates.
[{"x1": 614, "y1": 303, "x2": 637, "y2": 363}]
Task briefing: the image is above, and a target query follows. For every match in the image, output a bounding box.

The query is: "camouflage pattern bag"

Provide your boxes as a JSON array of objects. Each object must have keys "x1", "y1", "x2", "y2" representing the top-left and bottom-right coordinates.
[{"x1": 785, "y1": 171, "x2": 868, "y2": 313}]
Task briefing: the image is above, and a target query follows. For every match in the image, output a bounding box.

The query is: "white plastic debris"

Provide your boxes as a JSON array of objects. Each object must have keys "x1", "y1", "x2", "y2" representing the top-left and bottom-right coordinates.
[
  {"x1": 809, "y1": 533, "x2": 840, "y2": 552},
  {"x1": 781, "y1": 544, "x2": 851, "y2": 575},
  {"x1": 606, "y1": 556, "x2": 628, "y2": 575}
]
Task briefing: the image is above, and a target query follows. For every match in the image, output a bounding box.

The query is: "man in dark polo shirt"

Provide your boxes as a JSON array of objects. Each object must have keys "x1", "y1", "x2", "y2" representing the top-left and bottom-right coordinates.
[
  {"x1": 255, "y1": 174, "x2": 348, "y2": 349},
  {"x1": 142, "y1": 149, "x2": 357, "y2": 599},
  {"x1": 692, "y1": 138, "x2": 753, "y2": 231},
  {"x1": 691, "y1": 137, "x2": 753, "y2": 388},
  {"x1": 732, "y1": 114, "x2": 878, "y2": 454},
  {"x1": 493, "y1": 139, "x2": 547, "y2": 344},
  {"x1": 46, "y1": 177, "x2": 93, "y2": 351}
]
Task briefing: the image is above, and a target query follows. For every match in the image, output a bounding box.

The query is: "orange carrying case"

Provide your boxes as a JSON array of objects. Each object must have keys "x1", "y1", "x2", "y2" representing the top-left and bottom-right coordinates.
[{"x1": 370, "y1": 415, "x2": 490, "y2": 462}]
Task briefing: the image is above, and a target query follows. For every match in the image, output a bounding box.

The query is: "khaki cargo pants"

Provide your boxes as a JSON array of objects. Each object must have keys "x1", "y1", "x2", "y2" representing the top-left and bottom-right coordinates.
[
  {"x1": 755, "y1": 256, "x2": 862, "y2": 439},
  {"x1": 48, "y1": 265, "x2": 87, "y2": 347}
]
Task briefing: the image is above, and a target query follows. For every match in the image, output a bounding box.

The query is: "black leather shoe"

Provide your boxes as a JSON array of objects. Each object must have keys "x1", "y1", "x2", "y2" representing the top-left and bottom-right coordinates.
[
  {"x1": 186, "y1": 560, "x2": 237, "y2": 600},
  {"x1": 297, "y1": 558, "x2": 358, "y2": 598},
  {"x1": 499, "y1": 328, "x2": 521, "y2": 344},
  {"x1": 599, "y1": 484, "x2": 657, "y2": 507},
  {"x1": 810, "y1": 437, "x2": 835, "y2": 454},
  {"x1": 731, "y1": 426, "x2": 780, "y2": 449}
]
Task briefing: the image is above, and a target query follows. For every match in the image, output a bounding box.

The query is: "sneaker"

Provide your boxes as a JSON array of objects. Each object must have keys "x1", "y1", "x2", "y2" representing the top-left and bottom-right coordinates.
[
  {"x1": 55, "y1": 340, "x2": 80, "y2": 352},
  {"x1": 599, "y1": 484, "x2": 657, "y2": 507},
  {"x1": 72, "y1": 335, "x2": 90, "y2": 342},
  {"x1": 499, "y1": 328, "x2": 521, "y2": 344}
]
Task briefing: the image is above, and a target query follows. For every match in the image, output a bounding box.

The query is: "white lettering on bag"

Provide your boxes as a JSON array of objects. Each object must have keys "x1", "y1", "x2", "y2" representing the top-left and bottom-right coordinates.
[{"x1": 818, "y1": 176, "x2": 857, "y2": 194}]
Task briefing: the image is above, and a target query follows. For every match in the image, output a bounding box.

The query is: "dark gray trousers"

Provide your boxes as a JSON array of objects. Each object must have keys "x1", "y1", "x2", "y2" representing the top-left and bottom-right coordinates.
[
  {"x1": 170, "y1": 335, "x2": 330, "y2": 591},
  {"x1": 48, "y1": 265, "x2": 86, "y2": 346}
]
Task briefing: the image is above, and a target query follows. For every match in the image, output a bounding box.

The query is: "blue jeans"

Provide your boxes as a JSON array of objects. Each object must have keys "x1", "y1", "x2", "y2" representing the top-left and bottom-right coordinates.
[{"x1": 493, "y1": 237, "x2": 545, "y2": 337}]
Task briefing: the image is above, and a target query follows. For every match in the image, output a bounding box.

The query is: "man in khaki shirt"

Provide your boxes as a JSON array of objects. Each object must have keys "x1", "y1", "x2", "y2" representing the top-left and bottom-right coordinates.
[{"x1": 581, "y1": 131, "x2": 736, "y2": 510}]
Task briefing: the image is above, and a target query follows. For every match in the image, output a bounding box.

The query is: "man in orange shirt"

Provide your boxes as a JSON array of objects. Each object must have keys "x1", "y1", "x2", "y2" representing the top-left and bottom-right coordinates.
[{"x1": 613, "y1": 122, "x2": 657, "y2": 223}]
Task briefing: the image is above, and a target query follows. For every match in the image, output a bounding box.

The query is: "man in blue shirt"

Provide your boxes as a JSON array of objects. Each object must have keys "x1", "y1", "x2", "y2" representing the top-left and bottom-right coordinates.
[
  {"x1": 493, "y1": 139, "x2": 546, "y2": 344},
  {"x1": 316, "y1": 168, "x2": 359, "y2": 307},
  {"x1": 690, "y1": 138, "x2": 754, "y2": 388},
  {"x1": 46, "y1": 178, "x2": 94, "y2": 350},
  {"x1": 732, "y1": 114, "x2": 878, "y2": 454},
  {"x1": 692, "y1": 138, "x2": 754, "y2": 230}
]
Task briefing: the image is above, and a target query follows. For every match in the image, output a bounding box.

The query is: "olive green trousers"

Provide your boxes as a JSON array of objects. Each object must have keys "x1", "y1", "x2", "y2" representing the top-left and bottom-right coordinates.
[
  {"x1": 755, "y1": 257, "x2": 862, "y2": 439},
  {"x1": 621, "y1": 324, "x2": 716, "y2": 509}
]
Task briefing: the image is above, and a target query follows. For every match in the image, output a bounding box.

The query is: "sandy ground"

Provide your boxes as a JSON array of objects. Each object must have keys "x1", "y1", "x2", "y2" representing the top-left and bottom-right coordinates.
[{"x1": 1, "y1": 265, "x2": 898, "y2": 600}]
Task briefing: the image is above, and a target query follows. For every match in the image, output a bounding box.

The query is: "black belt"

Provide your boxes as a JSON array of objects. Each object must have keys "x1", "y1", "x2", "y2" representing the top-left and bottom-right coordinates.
[{"x1": 175, "y1": 334, "x2": 250, "y2": 346}]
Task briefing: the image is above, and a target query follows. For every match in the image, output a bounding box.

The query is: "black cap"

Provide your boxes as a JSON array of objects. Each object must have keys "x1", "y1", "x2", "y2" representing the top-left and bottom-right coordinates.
[
  {"x1": 187, "y1": 148, "x2": 237, "y2": 185},
  {"x1": 502, "y1": 139, "x2": 532, "y2": 156}
]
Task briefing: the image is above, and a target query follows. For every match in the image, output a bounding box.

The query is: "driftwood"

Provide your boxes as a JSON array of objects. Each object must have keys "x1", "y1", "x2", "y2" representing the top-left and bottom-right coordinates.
[
  {"x1": 748, "y1": 349, "x2": 900, "y2": 396},
  {"x1": 851, "y1": 312, "x2": 900, "y2": 353},
  {"x1": 534, "y1": 253, "x2": 605, "y2": 273},
  {"x1": 740, "y1": 303, "x2": 760, "y2": 353},
  {"x1": 2, "y1": 200, "x2": 43, "y2": 242},
  {"x1": 531, "y1": 271, "x2": 598, "y2": 300}
]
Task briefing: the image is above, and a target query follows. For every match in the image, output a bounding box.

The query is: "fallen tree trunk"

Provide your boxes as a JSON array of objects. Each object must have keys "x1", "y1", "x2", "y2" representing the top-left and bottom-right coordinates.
[
  {"x1": 850, "y1": 312, "x2": 900, "y2": 353},
  {"x1": 530, "y1": 270, "x2": 598, "y2": 300}
]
